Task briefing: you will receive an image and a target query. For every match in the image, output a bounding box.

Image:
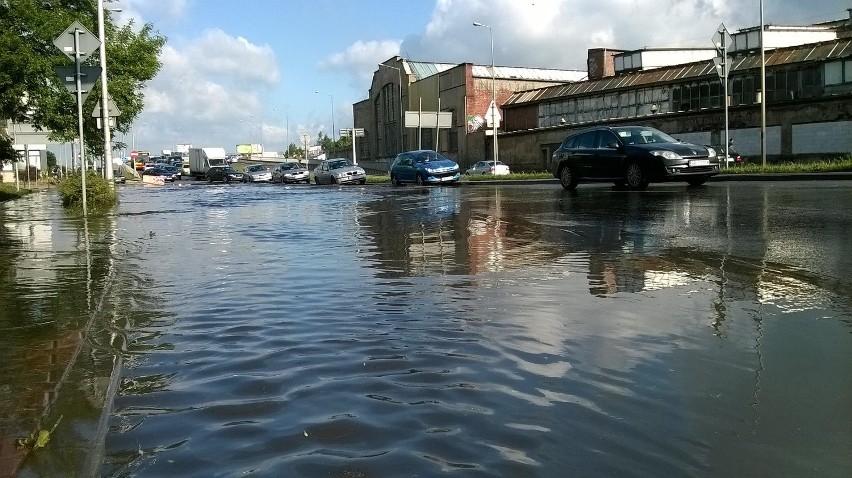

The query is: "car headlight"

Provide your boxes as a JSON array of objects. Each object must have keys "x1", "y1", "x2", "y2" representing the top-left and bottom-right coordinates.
[
  {"x1": 706, "y1": 147, "x2": 716, "y2": 157},
  {"x1": 651, "y1": 150, "x2": 682, "y2": 160}
]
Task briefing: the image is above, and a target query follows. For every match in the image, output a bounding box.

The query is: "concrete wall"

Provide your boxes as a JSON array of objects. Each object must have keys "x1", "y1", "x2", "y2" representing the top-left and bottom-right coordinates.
[
  {"x1": 497, "y1": 95, "x2": 852, "y2": 170},
  {"x1": 793, "y1": 121, "x2": 852, "y2": 154}
]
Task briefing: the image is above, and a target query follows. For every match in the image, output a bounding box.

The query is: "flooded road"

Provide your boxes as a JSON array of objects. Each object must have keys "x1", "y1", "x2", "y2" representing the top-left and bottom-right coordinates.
[{"x1": 3, "y1": 181, "x2": 851, "y2": 477}]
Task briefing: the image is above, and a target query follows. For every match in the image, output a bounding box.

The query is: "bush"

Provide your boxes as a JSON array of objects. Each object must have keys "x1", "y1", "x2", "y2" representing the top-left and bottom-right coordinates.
[
  {"x1": 58, "y1": 171, "x2": 118, "y2": 210},
  {"x1": 0, "y1": 183, "x2": 30, "y2": 202}
]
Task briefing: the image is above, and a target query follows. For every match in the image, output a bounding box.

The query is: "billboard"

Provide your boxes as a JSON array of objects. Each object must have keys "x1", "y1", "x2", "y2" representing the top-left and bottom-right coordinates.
[{"x1": 235, "y1": 143, "x2": 263, "y2": 154}]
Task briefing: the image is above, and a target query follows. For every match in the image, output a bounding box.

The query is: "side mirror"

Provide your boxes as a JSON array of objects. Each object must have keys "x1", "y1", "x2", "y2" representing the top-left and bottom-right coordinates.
[{"x1": 606, "y1": 142, "x2": 619, "y2": 149}]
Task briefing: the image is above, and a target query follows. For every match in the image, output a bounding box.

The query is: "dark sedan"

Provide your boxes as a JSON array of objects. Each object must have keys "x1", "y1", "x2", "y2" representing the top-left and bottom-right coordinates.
[
  {"x1": 207, "y1": 165, "x2": 245, "y2": 183},
  {"x1": 550, "y1": 125, "x2": 720, "y2": 190}
]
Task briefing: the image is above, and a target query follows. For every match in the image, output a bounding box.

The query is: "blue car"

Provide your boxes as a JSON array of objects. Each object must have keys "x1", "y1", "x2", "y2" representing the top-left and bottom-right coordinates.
[{"x1": 389, "y1": 150, "x2": 461, "y2": 186}]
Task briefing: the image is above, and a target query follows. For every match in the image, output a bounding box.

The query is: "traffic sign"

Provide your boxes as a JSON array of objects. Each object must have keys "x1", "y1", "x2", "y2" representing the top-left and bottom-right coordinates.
[
  {"x1": 712, "y1": 57, "x2": 732, "y2": 79},
  {"x1": 300, "y1": 133, "x2": 310, "y2": 145},
  {"x1": 91, "y1": 95, "x2": 121, "y2": 118},
  {"x1": 53, "y1": 65, "x2": 101, "y2": 103},
  {"x1": 711, "y1": 23, "x2": 733, "y2": 53},
  {"x1": 53, "y1": 21, "x2": 100, "y2": 62}
]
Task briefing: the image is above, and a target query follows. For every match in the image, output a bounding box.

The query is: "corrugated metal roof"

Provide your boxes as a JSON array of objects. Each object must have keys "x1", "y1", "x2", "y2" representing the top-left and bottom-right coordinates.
[
  {"x1": 403, "y1": 61, "x2": 457, "y2": 80},
  {"x1": 505, "y1": 38, "x2": 852, "y2": 106}
]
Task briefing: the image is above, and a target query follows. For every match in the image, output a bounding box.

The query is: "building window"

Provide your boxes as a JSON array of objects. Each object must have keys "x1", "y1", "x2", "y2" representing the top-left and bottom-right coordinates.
[{"x1": 824, "y1": 61, "x2": 843, "y2": 85}]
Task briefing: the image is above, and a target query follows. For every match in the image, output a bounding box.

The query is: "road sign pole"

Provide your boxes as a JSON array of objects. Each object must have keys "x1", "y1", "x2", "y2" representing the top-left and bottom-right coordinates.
[
  {"x1": 97, "y1": 0, "x2": 114, "y2": 184},
  {"x1": 74, "y1": 28, "x2": 87, "y2": 215}
]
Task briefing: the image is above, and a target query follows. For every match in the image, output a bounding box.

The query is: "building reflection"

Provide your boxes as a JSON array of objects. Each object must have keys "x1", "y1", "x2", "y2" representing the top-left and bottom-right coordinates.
[{"x1": 361, "y1": 184, "x2": 852, "y2": 317}]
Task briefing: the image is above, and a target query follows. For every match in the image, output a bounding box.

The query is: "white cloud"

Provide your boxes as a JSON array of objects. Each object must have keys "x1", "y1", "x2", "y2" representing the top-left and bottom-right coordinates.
[
  {"x1": 138, "y1": 30, "x2": 279, "y2": 151},
  {"x1": 394, "y1": 0, "x2": 839, "y2": 69},
  {"x1": 319, "y1": 39, "x2": 402, "y2": 88}
]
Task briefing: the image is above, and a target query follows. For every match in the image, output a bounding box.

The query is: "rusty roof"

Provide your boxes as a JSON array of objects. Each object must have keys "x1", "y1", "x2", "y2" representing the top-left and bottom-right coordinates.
[{"x1": 505, "y1": 38, "x2": 852, "y2": 106}]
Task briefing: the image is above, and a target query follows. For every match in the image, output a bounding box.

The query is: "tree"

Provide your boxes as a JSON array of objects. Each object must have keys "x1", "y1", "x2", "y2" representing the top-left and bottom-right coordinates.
[
  {"x1": 0, "y1": 130, "x2": 16, "y2": 163},
  {"x1": 0, "y1": 0, "x2": 165, "y2": 162}
]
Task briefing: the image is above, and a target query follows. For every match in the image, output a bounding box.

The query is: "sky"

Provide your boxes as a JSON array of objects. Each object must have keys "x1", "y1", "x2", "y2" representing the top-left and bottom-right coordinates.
[{"x1": 110, "y1": 0, "x2": 847, "y2": 156}]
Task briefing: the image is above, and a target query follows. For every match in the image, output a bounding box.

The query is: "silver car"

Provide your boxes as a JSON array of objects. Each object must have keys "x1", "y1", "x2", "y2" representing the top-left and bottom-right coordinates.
[
  {"x1": 243, "y1": 164, "x2": 272, "y2": 182},
  {"x1": 313, "y1": 158, "x2": 366, "y2": 185},
  {"x1": 272, "y1": 162, "x2": 310, "y2": 183}
]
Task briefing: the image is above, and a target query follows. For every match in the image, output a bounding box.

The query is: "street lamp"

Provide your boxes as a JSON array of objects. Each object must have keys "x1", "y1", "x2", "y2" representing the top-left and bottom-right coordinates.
[
  {"x1": 98, "y1": 1, "x2": 121, "y2": 182},
  {"x1": 314, "y1": 91, "x2": 335, "y2": 142},
  {"x1": 274, "y1": 107, "x2": 289, "y2": 156},
  {"x1": 473, "y1": 22, "x2": 498, "y2": 165},
  {"x1": 378, "y1": 62, "x2": 405, "y2": 155}
]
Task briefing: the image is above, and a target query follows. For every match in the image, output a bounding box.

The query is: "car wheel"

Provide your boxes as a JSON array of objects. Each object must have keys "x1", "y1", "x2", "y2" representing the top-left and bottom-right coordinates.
[
  {"x1": 559, "y1": 166, "x2": 579, "y2": 190},
  {"x1": 208, "y1": 175, "x2": 213, "y2": 183},
  {"x1": 330, "y1": 176, "x2": 337, "y2": 184},
  {"x1": 416, "y1": 174, "x2": 425, "y2": 186},
  {"x1": 687, "y1": 176, "x2": 709, "y2": 187},
  {"x1": 225, "y1": 176, "x2": 231, "y2": 184},
  {"x1": 391, "y1": 175, "x2": 401, "y2": 186},
  {"x1": 314, "y1": 176, "x2": 320, "y2": 185},
  {"x1": 625, "y1": 162, "x2": 648, "y2": 190}
]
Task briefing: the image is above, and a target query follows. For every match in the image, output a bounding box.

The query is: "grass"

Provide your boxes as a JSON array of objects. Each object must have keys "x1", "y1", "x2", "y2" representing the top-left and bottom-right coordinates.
[
  {"x1": 463, "y1": 171, "x2": 553, "y2": 181},
  {"x1": 720, "y1": 156, "x2": 852, "y2": 174},
  {"x1": 0, "y1": 183, "x2": 31, "y2": 202}
]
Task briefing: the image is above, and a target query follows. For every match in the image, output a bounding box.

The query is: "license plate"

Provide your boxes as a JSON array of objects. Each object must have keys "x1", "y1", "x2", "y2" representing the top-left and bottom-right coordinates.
[{"x1": 689, "y1": 159, "x2": 710, "y2": 167}]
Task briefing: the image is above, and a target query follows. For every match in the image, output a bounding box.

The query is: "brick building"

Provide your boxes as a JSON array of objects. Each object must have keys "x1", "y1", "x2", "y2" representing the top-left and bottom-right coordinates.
[{"x1": 354, "y1": 57, "x2": 585, "y2": 169}]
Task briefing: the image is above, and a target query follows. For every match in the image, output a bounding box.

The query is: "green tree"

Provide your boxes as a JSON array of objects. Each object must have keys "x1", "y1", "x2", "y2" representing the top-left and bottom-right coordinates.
[
  {"x1": 0, "y1": 130, "x2": 16, "y2": 163},
  {"x1": 317, "y1": 131, "x2": 334, "y2": 155},
  {"x1": 0, "y1": 0, "x2": 165, "y2": 162}
]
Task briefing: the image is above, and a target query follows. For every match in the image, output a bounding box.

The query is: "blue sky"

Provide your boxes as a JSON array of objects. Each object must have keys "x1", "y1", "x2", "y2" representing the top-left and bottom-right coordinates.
[{"x1": 111, "y1": 0, "x2": 845, "y2": 155}]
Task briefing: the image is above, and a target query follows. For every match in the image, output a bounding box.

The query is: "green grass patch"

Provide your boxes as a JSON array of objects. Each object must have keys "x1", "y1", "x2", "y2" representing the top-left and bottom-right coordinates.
[
  {"x1": 462, "y1": 171, "x2": 553, "y2": 181},
  {"x1": 0, "y1": 183, "x2": 31, "y2": 202},
  {"x1": 58, "y1": 171, "x2": 118, "y2": 211},
  {"x1": 721, "y1": 156, "x2": 852, "y2": 174},
  {"x1": 366, "y1": 174, "x2": 390, "y2": 184}
]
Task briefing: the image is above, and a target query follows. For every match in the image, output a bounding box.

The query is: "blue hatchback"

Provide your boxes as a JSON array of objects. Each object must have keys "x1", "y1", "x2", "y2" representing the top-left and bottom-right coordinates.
[{"x1": 389, "y1": 150, "x2": 461, "y2": 186}]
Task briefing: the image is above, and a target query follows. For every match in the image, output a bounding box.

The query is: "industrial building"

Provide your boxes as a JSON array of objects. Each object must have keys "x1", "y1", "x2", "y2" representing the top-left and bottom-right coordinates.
[{"x1": 355, "y1": 11, "x2": 852, "y2": 171}]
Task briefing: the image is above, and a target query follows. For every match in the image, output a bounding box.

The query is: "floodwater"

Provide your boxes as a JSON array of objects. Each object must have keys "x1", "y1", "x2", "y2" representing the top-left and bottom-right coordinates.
[{"x1": 2, "y1": 180, "x2": 851, "y2": 477}]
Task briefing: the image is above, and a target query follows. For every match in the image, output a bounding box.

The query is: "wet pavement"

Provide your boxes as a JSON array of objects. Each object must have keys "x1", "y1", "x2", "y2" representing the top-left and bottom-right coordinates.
[{"x1": 1, "y1": 180, "x2": 851, "y2": 477}]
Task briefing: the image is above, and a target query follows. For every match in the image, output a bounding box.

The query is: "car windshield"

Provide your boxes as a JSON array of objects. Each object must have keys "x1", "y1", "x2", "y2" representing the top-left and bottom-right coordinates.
[
  {"x1": 412, "y1": 151, "x2": 448, "y2": 164},
  {"x1": 613, "y1": 126, "x2": 678, "y2": 145},
  {"x1": 329, "y1": 160, "x2": 350, "y2": 169},
  {"x1": 247, "y1": 165, "x2": 264, "y2": 172}
]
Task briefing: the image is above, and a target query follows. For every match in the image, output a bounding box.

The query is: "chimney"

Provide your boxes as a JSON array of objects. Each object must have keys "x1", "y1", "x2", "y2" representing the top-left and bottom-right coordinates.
[{"x1": 587, "y1": 48, "x2": 622, "y2": 81}]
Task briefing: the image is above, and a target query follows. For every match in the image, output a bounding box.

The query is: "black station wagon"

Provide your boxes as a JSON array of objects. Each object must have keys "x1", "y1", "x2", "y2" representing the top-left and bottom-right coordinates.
[{"x1": 550, "y1": 125, "x2": 720, "y2": 190}]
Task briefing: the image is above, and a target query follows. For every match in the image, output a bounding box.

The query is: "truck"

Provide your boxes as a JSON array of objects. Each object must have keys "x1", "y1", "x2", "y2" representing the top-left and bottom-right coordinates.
[{"x1": 189, "y1": 147, "x2": 227, "y2": 179}]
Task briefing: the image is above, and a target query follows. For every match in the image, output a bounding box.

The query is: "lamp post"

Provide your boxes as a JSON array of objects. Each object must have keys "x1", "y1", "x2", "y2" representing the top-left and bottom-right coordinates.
[
  {"x1": 97, "y1": 1, "x2": 120, "y2": 183},
  {"x1": 378, "y1": 62, "x2": 405, "y2": 155},
  {"x1": 315, "y1": 91, "x2": 335, "y2": 143},
  {"x1": 759, "y1": 0, "x2": 767, "y2": 167},
  {"x1": 473, "y1": 22, "x2": 498, "y2": 165}
]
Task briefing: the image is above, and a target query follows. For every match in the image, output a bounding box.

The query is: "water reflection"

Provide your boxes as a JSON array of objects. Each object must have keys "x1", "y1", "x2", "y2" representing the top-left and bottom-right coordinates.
[{"x1": 2, "y1": 182, "x2": 850, "y2": 477}]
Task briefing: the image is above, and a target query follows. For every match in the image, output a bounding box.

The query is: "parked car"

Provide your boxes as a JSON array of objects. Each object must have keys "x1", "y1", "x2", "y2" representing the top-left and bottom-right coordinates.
[
  {"x1": 113, "y1": 168, "x2": 126, "y2": 184},
  {"x1": 243, "y1": 164, "x2": 273, "y2": 182},
  {"x1": 272, "y1": 162, "x2": 310, "y2": 183},
  {"x1": 142, "y1": 166, "x2": 178, "y2": 182},
  {"x1": 707, "y1": 144, "x2": 743, "y2": 166},
  {"x1": 465, "y1": 160, "x2": 510, "y2": 176},
  {"x1": 313, "y1": 158, "x2": 366, "y2": 185},
  {"x1": 206, "y1": 165, "x2": 245, "y2": 183},
  {"x1": 551, "y1": 125, "x2": 720, "y2": 190},
  {"x1": 389, "y1": 150, "x2": 461, "y2": 186}
]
